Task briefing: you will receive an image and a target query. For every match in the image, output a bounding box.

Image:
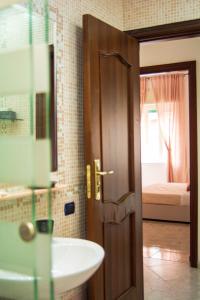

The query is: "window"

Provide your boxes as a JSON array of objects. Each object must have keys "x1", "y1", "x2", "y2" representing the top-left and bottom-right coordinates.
[{"x1": 141, "y1": 103, "x2": 167, "y2": 163}]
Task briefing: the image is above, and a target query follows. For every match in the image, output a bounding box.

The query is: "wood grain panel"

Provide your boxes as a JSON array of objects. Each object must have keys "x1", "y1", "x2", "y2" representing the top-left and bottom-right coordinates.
[
  {"x1": 100, "y1": 54, "x2": 129, "y2": 201},
  {"x1": 83, "y1": 14, "x2": 143, "y2": 300},
  {"x1": 104, "y1": 218, "x2": 132, "y2": 299}
]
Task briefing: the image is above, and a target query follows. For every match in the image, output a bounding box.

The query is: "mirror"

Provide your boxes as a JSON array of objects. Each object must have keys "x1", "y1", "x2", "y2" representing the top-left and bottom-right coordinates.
[
  {"x1": 0, "y1": 4, "x2": 57, "y2": 196},
  {"x1": 36, "y1": 45, "x2": 57, "y2": 172}
]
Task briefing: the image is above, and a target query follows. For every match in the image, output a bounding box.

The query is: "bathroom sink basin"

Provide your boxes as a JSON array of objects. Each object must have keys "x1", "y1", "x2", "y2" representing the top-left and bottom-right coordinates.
[
  {"x1": 0, "y1": 237, "x2": 104, "y2": 299},
  {"x1": 52, "y1": 237, "x2": 104, "y2": 294}
]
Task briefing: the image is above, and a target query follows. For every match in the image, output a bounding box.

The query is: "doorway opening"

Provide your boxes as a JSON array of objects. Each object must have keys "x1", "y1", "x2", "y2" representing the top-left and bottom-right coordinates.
[
  {"x1": 140, "y1": 61, "x2": 196, "y2": 267},
  {"x1": 125, "y1": 20, "x2": 199, "y2": 299},
  {"x1": 126, "y1": 22, "x2": 199, "y2": 268}
]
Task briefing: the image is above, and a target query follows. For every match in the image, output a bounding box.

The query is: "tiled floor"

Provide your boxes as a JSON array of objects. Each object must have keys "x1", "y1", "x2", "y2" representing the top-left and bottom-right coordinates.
[
  {"x1": 143, "y1": 221, "x2": 200, "y2": 300},
  {"x1": 143, "y1": 220, "x2": 190, "y2": 262}
]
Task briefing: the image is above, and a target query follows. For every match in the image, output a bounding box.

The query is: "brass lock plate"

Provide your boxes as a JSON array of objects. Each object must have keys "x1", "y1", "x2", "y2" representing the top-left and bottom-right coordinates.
[
  {"x1": 94, "y1": 159, "x2": 101, "y2": 201},
  {"x1": 86, "y1": 164, "x2": 91, "y2": 199}
]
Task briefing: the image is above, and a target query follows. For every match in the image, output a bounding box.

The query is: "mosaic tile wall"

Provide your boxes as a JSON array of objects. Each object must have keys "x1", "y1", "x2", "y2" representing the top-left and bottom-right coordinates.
[
  {"x1": 0, "y1": 96, "x2": 30, "y2": 136},
  {"x1": 0, "y1": 0, "x2": 123, "y2": 234},
  {"x1": 0, "y1": 1, "x2": 123, "y2": 299},
  {"x1": 0, "y1": 5, "x2": 54, "y2": 138},
  {"x1": 0, "y1": 8, "x2": 33, "y2": 138},
  {"x1": 123, "y1": 0, "x2": 200, "y2": 30},
  {"x1": 47, "y1": 0, "x2": 123, "y2": 238},
  {"x1": 2, "y1": 0, "x2": 199, "y2": 298}
]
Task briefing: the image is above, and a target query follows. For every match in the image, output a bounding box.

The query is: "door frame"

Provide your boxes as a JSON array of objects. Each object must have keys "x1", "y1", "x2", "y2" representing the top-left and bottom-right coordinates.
[
  {"x1": 125, "y1": 19, "x2": 200, "y2": 42},
  {"x1": 125, "y1": 19, "x2": 199, "y2": 268}
]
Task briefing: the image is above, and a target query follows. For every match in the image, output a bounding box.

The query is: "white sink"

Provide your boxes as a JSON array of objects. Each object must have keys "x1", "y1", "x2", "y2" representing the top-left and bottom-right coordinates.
[
  {"x1": 52, "y1": 238, "x2": 104, "y2": 294},
  {"x1": 0, "y1": 237, "x2": 104, "y2": 299}
]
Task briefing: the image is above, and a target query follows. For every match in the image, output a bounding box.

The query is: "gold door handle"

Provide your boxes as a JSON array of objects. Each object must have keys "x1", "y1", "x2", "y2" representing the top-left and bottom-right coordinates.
[
  {"x1": 96, "y1": 170, "x2": 114, "y2": 176},
  {"x1": 94, "y1": 159, "x2": 114, "y2": 200}
]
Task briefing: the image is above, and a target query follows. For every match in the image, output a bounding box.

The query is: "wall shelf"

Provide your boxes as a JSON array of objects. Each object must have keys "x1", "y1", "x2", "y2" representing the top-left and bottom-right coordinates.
[
  {"x1": 0, "y1": 111, "x2": 23, "y2": 121},
  {"x1": 0, "y1": 118, "x2": 24, "y2": 121}
]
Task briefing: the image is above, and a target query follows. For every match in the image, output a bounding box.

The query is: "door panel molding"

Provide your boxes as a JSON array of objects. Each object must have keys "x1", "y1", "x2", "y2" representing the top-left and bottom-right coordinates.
[
  {"x1": 118, "y1": 287, "x2": 137, "y2": 300},
  {"x1": 100, "y1": 51, "x2": 133, "y2": 68},
  {"x1": 99, "y1": 192, "x2": 136, "y2": 224}
]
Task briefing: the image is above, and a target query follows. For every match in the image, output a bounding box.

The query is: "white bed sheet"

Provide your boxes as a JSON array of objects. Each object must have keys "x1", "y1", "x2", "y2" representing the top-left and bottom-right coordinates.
[{"x1": 142, "y1": 183, "x2": 190, "y2": 206}]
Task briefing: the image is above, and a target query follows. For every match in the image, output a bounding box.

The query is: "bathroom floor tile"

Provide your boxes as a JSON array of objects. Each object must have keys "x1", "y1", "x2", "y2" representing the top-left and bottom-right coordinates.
[
  {"x1": 151, "y1": 249, "x2": 189, "y2": 262},
  {"x1": 143, "y1": 221, "x2": 200, "y2": 300},
  {"x1": 144, "y1": 256, "x2": 184, "y2": 267},
  {"x1": 143, "y1": 220, "x2": 190, "y2": 252},
  {"x1": 143, "y1": 246, "x2": 160, "y2": 258},
  {"x1": 148, "y1": 262, "x2": 189, "y2": 280},
  {"x1": 145, "y1": 290, "x2": 175, "y2": 300}
]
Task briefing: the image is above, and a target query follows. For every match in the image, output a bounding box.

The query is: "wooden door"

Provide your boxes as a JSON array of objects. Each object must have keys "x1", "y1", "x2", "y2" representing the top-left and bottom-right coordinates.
[{"x1": 83, "y1": 15, "x2": 143, "y2": 300}]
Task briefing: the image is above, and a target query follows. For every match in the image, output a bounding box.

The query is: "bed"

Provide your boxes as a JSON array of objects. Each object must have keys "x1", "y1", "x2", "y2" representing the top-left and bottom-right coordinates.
[{"x1": 142, "y1": 183, "x2": 190, "y2": 222}]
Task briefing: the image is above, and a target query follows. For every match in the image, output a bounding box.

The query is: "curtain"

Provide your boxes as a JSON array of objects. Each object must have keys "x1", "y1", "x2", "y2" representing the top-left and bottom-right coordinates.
[
  {"x1": 140, "y1": 74, "x2": 189, "y2": 183},
  {"x1": 140, "y1": 77, "x2": 147, "y2": 108}
]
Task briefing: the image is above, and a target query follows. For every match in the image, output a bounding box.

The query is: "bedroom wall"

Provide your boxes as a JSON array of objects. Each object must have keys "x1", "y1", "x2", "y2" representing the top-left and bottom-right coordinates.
[
  {"x1": 142, "y1": 163, "x2": 167, "y2": 187},
  {"x1": 140, "y1": 36, "x2": 200, "y2": 264}
]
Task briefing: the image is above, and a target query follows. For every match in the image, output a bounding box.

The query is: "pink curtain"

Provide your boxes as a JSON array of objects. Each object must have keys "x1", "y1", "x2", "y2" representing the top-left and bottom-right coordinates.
[
  {"x1": 140, "y1": 77, "x2": 147, "y2": 109},
  {"x1": 140, "y1": 74, "x2": 189, "y2": 183}
]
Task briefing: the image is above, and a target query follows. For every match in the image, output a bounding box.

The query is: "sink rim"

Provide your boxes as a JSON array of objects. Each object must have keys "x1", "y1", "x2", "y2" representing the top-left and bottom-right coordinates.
[
  {"x1": 0, "y1": 237, "x2": 104, "y2": 281},
  {"x1": 52, "y1": 237, "x2": 104, "y2": 279},
  {"x1": 0, "y1": 237, "x2": 105, "y2": 299}
]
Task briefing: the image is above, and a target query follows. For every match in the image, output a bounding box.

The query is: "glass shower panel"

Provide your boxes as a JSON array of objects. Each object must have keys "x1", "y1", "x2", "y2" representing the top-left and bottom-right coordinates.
[
  {"x1": 0, "y1": 1, "x2": 54, "y2": 299},
  {"x1": 0, "y1": 0, "x2": 25, "y2": 9},
  {"x1": 0, "y1": 1, "x2": 51, "y2": 187}
]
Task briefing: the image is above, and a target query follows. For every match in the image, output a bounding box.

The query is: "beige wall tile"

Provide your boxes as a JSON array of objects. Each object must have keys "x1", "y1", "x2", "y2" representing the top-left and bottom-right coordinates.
[
  {"x1": 1, "y1": 0, "x2": 200, "y2": 298},
  {"x1": 123, "y1": 0, "x2": 200, "y2": 30}
]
